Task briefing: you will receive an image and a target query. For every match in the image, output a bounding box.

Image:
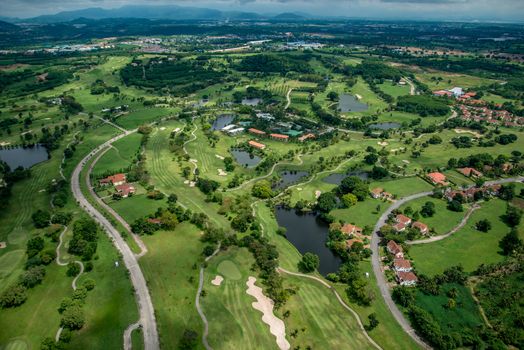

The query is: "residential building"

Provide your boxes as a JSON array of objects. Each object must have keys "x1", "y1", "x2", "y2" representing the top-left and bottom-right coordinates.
[
  {"x1": 115, "y1": 184, "x2": 135, "y2": 198},
  {"x1": 255, "y1": 112, "x2": 274, "y2": 121},
  {"x1": 298, "y1": 133, "x2": 315, "y2": 142},
  {"x1": 392, "y1": 222, "x2": 406, "y2": 232},
  {"x1": 248, "y1": 140, "x2": 266, "y2": 150},
  {"x1": 341, "y1": 224, "x2": 363, "y2": 235},
  {"x1": 100, "y1": 173, "x2": 126, "y2": 186},
  {"x1": 396, "y1": 271, "x2": 418, "y2": 286},
  {"x1": 457, "y1": 167, "x2": 483, "y2": 178},
  {"x1": 427, "y1": 172, "x2": 448, "y2": 186},
  {"x1": 396, "y1": 214, "x2": 412, "y2": 226},
  {"x1": 393, "y1": 258, "x2": 412, "y2": 272},
  {"x1": 270, "y1": 133, "x2": 289, "y2": 142},
  {"x1": 248, "y1": 128, "x2": 266, "y2": 136},
  {"x1": 370, "y1": 187, "x2": 384, "y2": 199},
  {"x1": 387, "y1": 240, "x2": 404, "y2": 258},
  {"x1": 225, "y1": 127, "x2": 244, "y2": 136},
  {"x1": 412, "y1": 221, "x2": 429, "y2": 235}
]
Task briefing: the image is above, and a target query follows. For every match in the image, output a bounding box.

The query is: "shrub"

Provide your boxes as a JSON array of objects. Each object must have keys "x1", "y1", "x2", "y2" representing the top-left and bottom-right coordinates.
[
  {"x1": 60, "y1": 304, "x2": 85, "y2": 330},
  {"x1": 0, "y1": 284, "x2": 28, "y2": 308},
  {"x1": 298, "y1": 252, "x2": 320, "y2": 273}
]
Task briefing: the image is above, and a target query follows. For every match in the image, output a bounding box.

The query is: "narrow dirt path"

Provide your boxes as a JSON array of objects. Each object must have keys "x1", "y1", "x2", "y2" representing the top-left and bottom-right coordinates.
[
  {"x1": 407, "y1": 203, "x2": 480, "y2": 245},
  {"x1": 284, "y1": 88, "x2": 293, "y2": 109},
  {"x1": 195, "y1": 244, "x2": 221, "y2": 350},
  {"x1": 277, "y1": 268, "x2": 382, "y2": 350}
]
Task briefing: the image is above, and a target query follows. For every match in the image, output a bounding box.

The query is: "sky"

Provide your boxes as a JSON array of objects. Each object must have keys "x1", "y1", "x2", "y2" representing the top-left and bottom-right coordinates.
[{"x1": 1, "y1": 0, "x2": 523, "y2": 22}]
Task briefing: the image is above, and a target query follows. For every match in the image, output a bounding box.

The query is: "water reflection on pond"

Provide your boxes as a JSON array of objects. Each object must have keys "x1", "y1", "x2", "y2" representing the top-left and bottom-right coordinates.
[
  {"x1": 231, "y1": 149, "x2": 261, "y2": 168},
  {"x1": 273, "y1": 170, "x2": 309, "y2": 190},
  {"x1": 0, "y1": 145, "x2": 48, "y2": 169},
  {"x1": 275, "y1": 207, "x2": 342, "y2": 275},
  {"x1": 338, "y1": 94, "x2": 368, "y2": 113}
]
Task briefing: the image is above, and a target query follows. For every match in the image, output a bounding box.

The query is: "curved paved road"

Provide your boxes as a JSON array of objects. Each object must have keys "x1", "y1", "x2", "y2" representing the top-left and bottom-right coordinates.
[
  {"x1": 71, "y1": 130, "x2": 159, "y2": 350},
  {"x1": 371, "y1": 176, "x2": 523, "y2": 349}
]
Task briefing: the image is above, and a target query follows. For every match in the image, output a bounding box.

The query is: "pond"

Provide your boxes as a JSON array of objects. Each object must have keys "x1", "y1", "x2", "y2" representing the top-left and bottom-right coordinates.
[
  {"x1": 273, "y1": 170, "x2": 309, "y2": 190},
  {"x1": 275, "y1": 207, "x2": 342, "y2": 275},
  {"x1": 241, "y1": 98, "x2": 262, "y2": 106},
  {"x1": 338, "y1": 94, "x2": 368, "y2": 113},
  {"x1": 231, "y1": 149, "x2": 261, "y2": 168},
  {"x1": 369, "y1": 122, "x2": 401, "y2": 130},
  {"x1": 323, "y1": 170, "x2": 369, "y2": 185},
  {"x1": 212, "y1": 114, "x2": 235, "y2": 130},
  {"x1": 0, "y1": 145, "x2": 48, "y2": 169}
]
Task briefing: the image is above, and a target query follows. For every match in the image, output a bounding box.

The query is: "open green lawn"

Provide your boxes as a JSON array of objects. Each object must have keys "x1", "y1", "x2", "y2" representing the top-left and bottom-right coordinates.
[
  {"x1": 443, "y1": 169, "x2": 476, "y2": 187},
  {"x1": 109, "y1": 194, "x2": 168, "y2": 223},
  {"x1": 415, "y1": 71, "x2": 499, "y2": 90},
  {"x1": 368, "y1": 176, "x2": 433, "y2": 198},
  {"x1": 92, "y1": 132, "x2": 142, "y2": 176},
  {"x1": 116, "y1": 107, "x2": 177, "y2": 130},
  {"x1": 399, "y1": 197, "x2": 466, "y2": 235},
  {"x1": 139, "y1": 222, "x2": 205, "y2": 349},
  {"x1": 377, "y1": 81, "x2": 411, "y2": 98},
  {"x1": 409, "y1": 199, "x2": 509, "y2": 275}
]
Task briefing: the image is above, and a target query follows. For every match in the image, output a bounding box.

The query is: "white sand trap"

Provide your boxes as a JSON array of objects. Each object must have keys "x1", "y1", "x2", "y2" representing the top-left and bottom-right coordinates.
[
  {"x1": 215, "y1": 154, "x2": 225, "y2": 160},
  {"x1": 173, "y1": 127, "x2": 181, "y2": 133},
  {"x1": 211, "y1": 275, "x2": 224, "y2": 286},
  {"x1": 296, "y1": 187, "x2": 302, "y2": 191},
  {"x1": 454, "y1": 128, "x2": 482, "y2": 138},
  {"x1": 377, "y1": 141, "x2": 388, "y2": 146},
  {"x1": 402, "y1": 159, "x2": 410, "y2": 164},
  {"x1": 0, "y1": 142, "x2": 11, "y2": 146},
  {"x1": 218, "y1": 169, "x2": 227, "y2": 176},
  {"x1": 355, "y1": 94, "x2": 362, "y2": 100},
  {"x1": 315, "y1": 190, "x2": 322, "y2": 198},
  {"x1": 190, "y1": 159, "x2": 198, "y2": 163},
  {"x1": 160, "y1": 127, "x2": 166, "y2": 131},
  {"x1": 246, "y1": 277, "x2": 290, "y2": 350},
  {"x1": 183, "y1": 180, "x2": 189, "y2": 184},
  {"x1": 189, "y1": 181, "x2": 196, "y2": 187}
]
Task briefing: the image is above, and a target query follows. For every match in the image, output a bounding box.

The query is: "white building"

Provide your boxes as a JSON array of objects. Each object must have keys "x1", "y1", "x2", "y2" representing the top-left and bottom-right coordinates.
[
  {"x1": 255, "y1": 113, "x2": 275, "y2": 121},
  {"x1": 450, "y1": 87, "x2": 464, "y2": 97},
  {"x1": 225, "y1": 127, "x2": 245, "y2": 136}
]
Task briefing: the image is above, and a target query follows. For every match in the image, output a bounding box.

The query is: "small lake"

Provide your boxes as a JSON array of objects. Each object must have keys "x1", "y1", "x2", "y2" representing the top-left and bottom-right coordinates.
[
  {"x1": 0, "y1": 145, "x2": 48, "y2": 169},
  {"x1": 338, "y1": 94, "x2": 368, "y2": 113},
  {"x1": 369, "y1": 122, "x2": 401, "y2": 130},
  {"x1": 212, "y1": 114, "x2": 235, "y2": 130},
  {"x1": 275, "y1": 207, "x2": 342, "y2": 275},
  {"x1": 231, "y1": 149, "x2": 261, "y2": 168},
  {"x1": 241, "y1": 98, "x2": 262, "y2": 106},
  {"x1": 323, "y1": 170, "x2": 369, "y2": 185},
  {"x1": 273, "y1": 170, "x2": 309, "y2": 190}
]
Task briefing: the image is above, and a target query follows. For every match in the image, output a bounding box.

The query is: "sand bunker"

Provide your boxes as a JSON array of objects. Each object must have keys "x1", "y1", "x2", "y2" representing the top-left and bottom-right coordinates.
[
  {"x1": 402, "y1": 159, "x2": 410, "y2": 164},
  {"x1": 454, "y1": 128, "x2": 482, "y2": 138},
  {"x1": 355, "y1": 94, "x2": 362, "y2": 100},
  {"x1": 315, "y1": 190, "x2": 322, "y2": 198},
  {"x1": 218, "y1": 169, "x2": 227, "y2": 176},
  {"x1": 160, "y1": 127, "x2": 166, "y2": 131},
  {"x1": 173, "y1": 127, "x2": 181, "y2": 133},
  {"x1": 189, "y1": 181, "x2": 196, "y2": 187},
  {"x1": 246, "y1": 277, "x2": 290, "y2": 350},
  {"x1": 215, "y1": 154, "x2": 225, "y2": 160},
  {"x1": 377, "y1": 141, "x2": 388, "y2": 146},
  {"x1": 211, "y1": 275, "x2": 224, "y2": 286}
]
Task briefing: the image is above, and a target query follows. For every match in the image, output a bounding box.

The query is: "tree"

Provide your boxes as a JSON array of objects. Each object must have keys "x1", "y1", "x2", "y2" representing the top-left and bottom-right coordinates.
[
  {"x1": 178, "y1": 329, "x2": 198, "y2": 349},
  {"x1": 475, "y1": 219, "x2": 492, "y2": 232},
  {"x1": 32, "y1": 209, "x2": 50, "y2": 228},
  {"x1": 392, "y1": 286, "x2": 415, "y2": 307},
  {"x1": 60, "y1": 304, "x2": 85, "y2": 330},
  {"x1": 365, "y1": 313, "x2": 379, "y2": 331},
  {"x1": 420, "y1": 201, "x2": 436, "y2": 217},
  {"x1": 327, "y1": 91, "x2": 339, "y2": 102},
  {"x1": 66, "y1": 263, "x2": 81, "y2": 277},
  {"x1": 19, "y1": 266, "x2": 46, "y2": 288},
  {"x1": 167, "y1": 193, "x2": 178, "y2": 203},
  {"x1": 298, "y1": 252, "x2": 319, "y2": 273},
  {"x1": 370, "y1": 166, "x2": 388, "y2": 180},
  {"x1": 316, "y1": 192, "x2": 337, "y2": 213},
  {"x1": 341, "y1": 193, "x2": 358, "y2": 208},
  {"x1": 499, "y1": 228, "x2": 523, "y2": 255},
  {"x1": 447, "y1": 200, "x2": 463, "y2": 212},
  {"x1": 338, "y1": 176, "x2": 368, "y2": 201},
  {"x1": 0, "y1": 284, "x2": 27, "y2": 308},
  {"x1": 502, "y1": 205, "x2": 522, "y2": 227},
  {"x1": 26, "y1": 236, "x2": 45, "y2": 257},
  {"x1": 251, "y1": 180, "x2": 273, "y2": 199},
  {"x1": 499, "y1": 184, "x2": 515, "y2": 200},
  {"x1": 364, "y1": 153, "x2": 378, "y2": 165}
]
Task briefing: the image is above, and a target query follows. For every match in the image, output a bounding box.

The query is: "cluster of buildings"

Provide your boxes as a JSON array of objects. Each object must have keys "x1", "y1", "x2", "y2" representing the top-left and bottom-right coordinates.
[
  {"x1": 99, "y1": 173, "x2": 136, "y2": 198},
  {"x1": 387, "y1": 241, "x2": 418, "y2": 286},
  {"x1": 370, "y1": 187, "x2": 393, "y2": 201},
  {"x1": 282, "y1": 41, "x2": 324, "y2": 50},
  {"x1": 221, "y1": 124, "x2": 245, "y2": 136},
  {"x1": 391, "y1": 214, "x2": 429, "y2": 235},
  {"x1": 341, "y1": 223, "x2": 370, "y2": 250},
  {"x1": 457, "y1": 103, "x2": 522, "y2": 128},
  {"x1": 444, "y1": 184, "x2": 501, "y2": 202},
  {"x1": 433, "y1": 87, "x2": 467, "y2": 98}
]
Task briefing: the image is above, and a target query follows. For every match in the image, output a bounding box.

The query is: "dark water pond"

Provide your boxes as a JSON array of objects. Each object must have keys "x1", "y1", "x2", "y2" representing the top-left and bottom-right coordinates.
[
  {"x1": 369, "y1": 122, "x2": 401, "y2": 130},
  {"x1": 0, "y1": 145, "x2": 48, "y2": 169},
  {"x1": 273, "y1": 170, "x2": 309, "y2": 190},
  {"x1": 231, "y1": 149, "x2": 261, "y2": 168},
  {"x1": 323, "y1": 170, "x2": 369, "y2": 185},
  {"x1": 275, "y1": 207, "x2": 342, "y2": 275},
  {"x1": 338, "y1": 94, "x2": 368, "y2": 113},
  {"x1": 241, "y1": 98, "x2": 262, "y2": 106},
  {"x1": 212, "y1": 114, "x2": 235, "y2": 130}
]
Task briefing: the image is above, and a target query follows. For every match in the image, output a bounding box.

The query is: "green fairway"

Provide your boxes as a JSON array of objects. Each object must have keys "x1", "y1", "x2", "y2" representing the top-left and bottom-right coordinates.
[
  {"x1": 92, "y1": 132, "x2": 142, "y2": 176},
  {"x1": 377, "y1": 81, "x2": 411, "y2": 98},
  {"x1": 368, "y1": 176, "x2": 433, "y2": 198},
  {"x1": 139, "y1": 222, "x2": 205, "y2": 348},
  {"x1": 109, "y1": 194, "x2": 168, "y2": 223},
  {"x1": 409, "y1": 199, "x2": 509, "y2": 275},
  {"x1": 116, "y1": 108, "x2": 176, "y2": 129}
]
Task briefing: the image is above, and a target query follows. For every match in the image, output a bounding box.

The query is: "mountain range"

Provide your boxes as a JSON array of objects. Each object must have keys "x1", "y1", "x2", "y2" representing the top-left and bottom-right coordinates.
[{"x1": 2, "y1": 5, "x2": 310, "y2": 24}]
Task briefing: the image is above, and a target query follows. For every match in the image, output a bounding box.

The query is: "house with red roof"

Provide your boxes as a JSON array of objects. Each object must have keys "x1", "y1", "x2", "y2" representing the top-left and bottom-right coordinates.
[
  {"x1": 396, "y1": 214, "x2": 412, "y2": 226},
  {"x1": 248, "y1": 128, "x2": 266, "y2": 136},
  {"x1": 396, "y1": 271, "x2": 418, "y2": 286},
  {"x1": 341, "y1": 224, "x2": 363, "y2": 235},
  {"x1": 248, "y1": 140, "x2": 266, "y2": 150},
  {"x1": 426, "y1": 172, "x2": 448, "y2": 186},
  {"x1": 115, "y1": 183, "x2": 135, "y2": 198},
  {"x1": 270, "y1": 133, "x2": 289, "y2": 142},
  {"x1": 370, "y1": 187, "x2": 384, "y2": 199},
  {"x1": 393, "y1": 258, "x2": 412, "y2": 272},
  {"x1": 457, "y1": 167, "x2": 483, "y2": 178},
  {"x1": 387, "y1": 240, "x2": 404, "y2": 258},
  {"x1": 298, "y1": 133, "x2": 315, "y2": 142},
  {"x1": 100, "y1": 173, "x2": 126, "y2": 186},
  {"x1": 412, "y1": 221, "x2": 428, "y2": 235},
  {"x1": 392, "y1": 222, "x2": 406, "y2": 232}
]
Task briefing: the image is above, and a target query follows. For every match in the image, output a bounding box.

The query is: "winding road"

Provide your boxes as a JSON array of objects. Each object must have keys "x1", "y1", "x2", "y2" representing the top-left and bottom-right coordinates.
[
  {"x1": 370, "y1": 176, "x2": 523, "y2": 349},
  {"x1": 71, "y1": 129, "x2": 159, "y2": 350}
]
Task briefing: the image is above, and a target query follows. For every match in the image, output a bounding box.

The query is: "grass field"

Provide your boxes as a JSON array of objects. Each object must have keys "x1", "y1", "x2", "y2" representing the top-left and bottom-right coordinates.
[
  {"x1": 139, "y1": 222, "x2": 205, "y2": 349},
  {"x1": 368, "y1": 176, "x2": 433, "y2": 198},
  {"x1": 415, "y1": 71, "x2": 499, "y2": 90},
  {"x1": 409, "y1": 199, "x2": 509, "y2": 275},
  {"x1": 92, "y1": 132, "x2": 142, "y2": 176},
  {"x1": 109, "y1": 194, "x2": 168, "y2": 223},
  {"x1": 399, "y1": 197, "x2": 466, "y2": 235},
  {"x1": 116, "y1": 107, "x2": 177, "y2": 130},
  {"x1": 377, "y1": 81, "x2": 411, "y2": 98}
]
